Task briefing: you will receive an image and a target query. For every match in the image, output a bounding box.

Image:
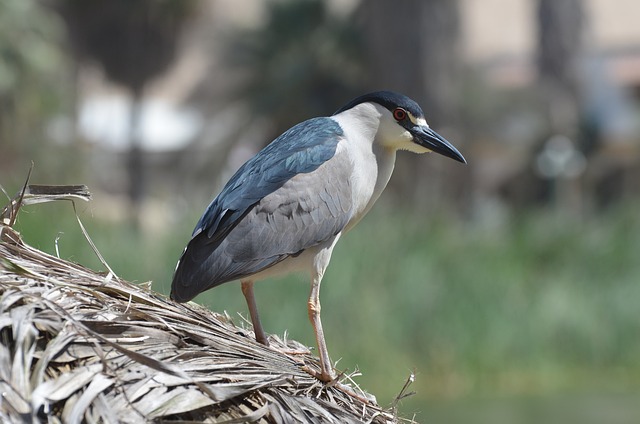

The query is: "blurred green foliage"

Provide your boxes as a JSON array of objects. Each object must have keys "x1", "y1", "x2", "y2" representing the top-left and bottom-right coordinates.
[
  {"x1": 0, "y1": 0, "x2": 77, "y2": 184},
  {"x1": 226, "y1": 0, "x2": 364, "y2": 135},
  {"x1": 11, "y1": 198, "x2": 640, "y2": 422},
  {"x1": 0, "y1": 2, "x2": 64, "y2": 96}
]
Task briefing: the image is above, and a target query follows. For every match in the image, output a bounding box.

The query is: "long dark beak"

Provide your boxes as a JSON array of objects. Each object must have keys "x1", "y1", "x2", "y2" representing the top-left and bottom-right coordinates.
[{"x1": 412, "y1": 125, "x2": 466, "y2": 164}]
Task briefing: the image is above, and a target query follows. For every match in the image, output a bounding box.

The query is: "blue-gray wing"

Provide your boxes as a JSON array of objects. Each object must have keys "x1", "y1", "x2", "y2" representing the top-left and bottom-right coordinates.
[
  {"x1": 171, "y1": 118, "x2": 353, "y2": 302},
  {"x1": 195, "y1": 117, "x2": 344, "y2": 242}
]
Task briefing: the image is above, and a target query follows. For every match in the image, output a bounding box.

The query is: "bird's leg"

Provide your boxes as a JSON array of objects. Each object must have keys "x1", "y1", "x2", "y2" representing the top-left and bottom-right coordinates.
[
  {"x1": 241, "y1": 280, "x2": 269, "y2": 346},
  {"x1": 241, "y1": 281, "x2": 309, "y2": 357},
  {"x1": 307, "y1": 273, "x2": 335, "y2": 382}
]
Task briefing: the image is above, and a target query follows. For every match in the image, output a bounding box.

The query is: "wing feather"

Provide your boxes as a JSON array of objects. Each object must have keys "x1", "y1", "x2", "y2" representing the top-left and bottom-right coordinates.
[{"x1": 171, "y1": 118, "x2": 353, "y2": 302}]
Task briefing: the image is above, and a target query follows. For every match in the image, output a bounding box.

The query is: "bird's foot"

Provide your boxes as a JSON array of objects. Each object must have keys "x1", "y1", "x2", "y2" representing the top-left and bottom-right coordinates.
[
  {"x1": 302, "y1": 365, "x2": 336, "y2": 383},
  {"x1": 302, "y1": 366, "x2": 378, "y2": 404},
  {"x1": 335, "y1": 382, "x2": 377, "y2": 405}
]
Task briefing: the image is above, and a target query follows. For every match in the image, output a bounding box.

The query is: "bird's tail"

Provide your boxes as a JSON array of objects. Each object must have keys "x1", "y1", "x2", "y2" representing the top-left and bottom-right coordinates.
[
  {"x1": 170, "y1": 232, "x2": 225, "y2": 302},
  {"x1": 171, "y1": 228, "x2": 260, "y2": 302}
]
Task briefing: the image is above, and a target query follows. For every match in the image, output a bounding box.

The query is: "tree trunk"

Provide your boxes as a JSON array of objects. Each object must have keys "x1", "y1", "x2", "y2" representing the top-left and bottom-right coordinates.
[
  {"x1": 536, "y1": 0, "x2": 587, "y2": 213},
  {"x1": 358, "y1": 0, "x2": 463, "y2": 208},
  {"x1": 537, "y1": 0, "x2": 585, "y2": 136},
  {"x1": 127, "y1": 90, "x2": 145, "y2": 230}
]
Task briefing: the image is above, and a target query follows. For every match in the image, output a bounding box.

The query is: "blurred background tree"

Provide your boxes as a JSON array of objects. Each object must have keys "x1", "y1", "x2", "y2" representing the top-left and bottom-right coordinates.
[
  {"x1": 0, "y1": 0, "x2": 72, "y2": 181},
  {"x1": 2, "y1": 0, "x2": 640, "y2": 422},
  {"x1": 537, "y1": 0, "x2": 585, "y2": 137},
  {"x1": 55, "y1": 0, "x2": 196, "y2": 227},
  {"x1": 358, "y1": 0, "x2": 466, "y2": 208},
  {"x1": 225, "y1": 0, "x2": 364, "y2": 137}
]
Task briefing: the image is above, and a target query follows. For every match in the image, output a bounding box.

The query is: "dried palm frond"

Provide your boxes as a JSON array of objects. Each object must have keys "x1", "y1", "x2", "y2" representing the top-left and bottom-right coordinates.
[{"x1": 0, "y1": 223, "x2": 407, "y2": 423}]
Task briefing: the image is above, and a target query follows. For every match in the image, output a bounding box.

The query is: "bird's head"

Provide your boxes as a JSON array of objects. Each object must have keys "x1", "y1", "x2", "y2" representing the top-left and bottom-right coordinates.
[{"x1": 334, "y1": 91, "x2": 466, "y2": 163}]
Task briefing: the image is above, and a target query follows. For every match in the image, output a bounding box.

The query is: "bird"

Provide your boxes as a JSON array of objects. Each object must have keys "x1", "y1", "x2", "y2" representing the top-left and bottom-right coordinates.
[{"x1": 171, "y1": 91, "x2": 466, "y2": 382}]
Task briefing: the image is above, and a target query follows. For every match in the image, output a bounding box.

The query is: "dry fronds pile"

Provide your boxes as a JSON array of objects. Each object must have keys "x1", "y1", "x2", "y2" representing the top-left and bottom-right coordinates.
[{"x1": 0, "y1": 209, "x2": 401, "y2": 422}]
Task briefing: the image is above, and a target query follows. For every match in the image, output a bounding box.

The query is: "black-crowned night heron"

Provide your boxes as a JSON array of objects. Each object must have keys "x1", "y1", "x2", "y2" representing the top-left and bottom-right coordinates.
[{"x1": 171, "y1": 91, "x2": 466, "y2": 382}]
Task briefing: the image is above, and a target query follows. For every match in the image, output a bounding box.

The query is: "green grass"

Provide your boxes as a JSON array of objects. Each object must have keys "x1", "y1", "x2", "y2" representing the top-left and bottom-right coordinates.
[{"x1": 11, "y1": 199, "x2": 640, "y2": 422}]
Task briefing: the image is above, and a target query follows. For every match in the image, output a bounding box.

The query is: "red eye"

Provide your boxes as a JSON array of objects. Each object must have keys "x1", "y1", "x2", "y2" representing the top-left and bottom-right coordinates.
[{"x1": 393, "y1": 108, "x2": 407, "y2": 121}]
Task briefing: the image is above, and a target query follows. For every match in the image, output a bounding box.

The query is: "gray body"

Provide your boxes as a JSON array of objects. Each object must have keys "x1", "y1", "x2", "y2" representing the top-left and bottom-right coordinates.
[{"x1": 171, "y1": 91, "x2": 465, "y2": 381}]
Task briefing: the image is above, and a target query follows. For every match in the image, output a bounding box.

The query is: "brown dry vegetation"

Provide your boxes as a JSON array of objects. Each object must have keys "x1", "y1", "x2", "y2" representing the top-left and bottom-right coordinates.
[{"x1": 0, "y1": 204, "x2": 408, "y2": 423}]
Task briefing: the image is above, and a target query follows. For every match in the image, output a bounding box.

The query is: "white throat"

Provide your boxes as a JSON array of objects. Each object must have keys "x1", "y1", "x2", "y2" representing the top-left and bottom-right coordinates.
[{"x1": 330, "y1": 103, "x2": 399, "y2": 231}]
